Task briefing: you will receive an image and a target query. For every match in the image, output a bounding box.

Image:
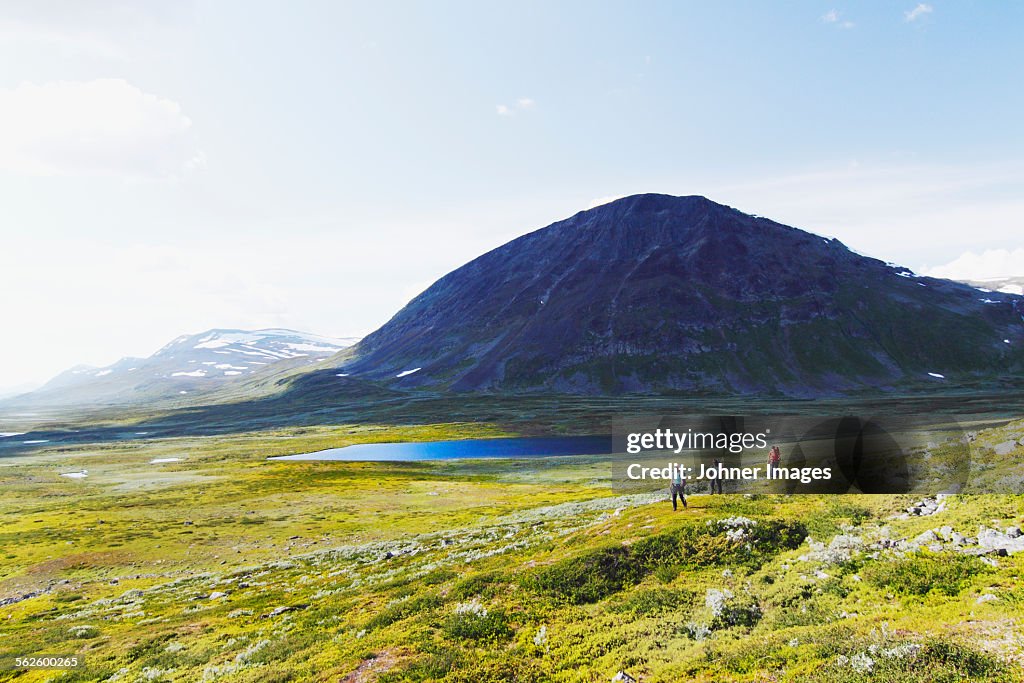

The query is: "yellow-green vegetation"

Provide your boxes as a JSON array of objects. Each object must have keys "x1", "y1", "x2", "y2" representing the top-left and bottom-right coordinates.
[{"x1": 1, "y1": 420, "x2": 1023, "y2": 682}]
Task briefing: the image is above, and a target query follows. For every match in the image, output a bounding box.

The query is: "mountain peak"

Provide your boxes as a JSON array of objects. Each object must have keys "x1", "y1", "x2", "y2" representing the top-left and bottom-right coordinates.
[
  {"x1": 577, "y1": 193, "x2": 735, "y2": 225},
  {"x1": 594, "y1": 192, "x2": 720, "y2": 210}
]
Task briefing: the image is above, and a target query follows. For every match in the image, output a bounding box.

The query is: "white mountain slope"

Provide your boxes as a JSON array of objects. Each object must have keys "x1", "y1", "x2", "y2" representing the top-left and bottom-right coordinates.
[{"x1": 7, "y1": 329, "x2": 360, "y2": 408}]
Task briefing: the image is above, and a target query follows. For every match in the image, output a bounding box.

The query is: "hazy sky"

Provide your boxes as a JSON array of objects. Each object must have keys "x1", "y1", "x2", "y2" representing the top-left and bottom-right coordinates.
[{"x1": 1, "y1": 1, "x2": 1022, "y2": 391}]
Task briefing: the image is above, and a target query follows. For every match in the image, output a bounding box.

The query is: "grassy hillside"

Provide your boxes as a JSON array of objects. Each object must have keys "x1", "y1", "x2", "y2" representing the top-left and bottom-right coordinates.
[{"x1": 1, "y1": 421, "x2": 1023, "y2": 682}]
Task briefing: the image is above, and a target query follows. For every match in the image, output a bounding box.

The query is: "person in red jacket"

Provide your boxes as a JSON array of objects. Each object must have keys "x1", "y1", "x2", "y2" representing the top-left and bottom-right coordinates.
[{"x1": 767, "y1": 445, "x2": 782, "y2": 480}]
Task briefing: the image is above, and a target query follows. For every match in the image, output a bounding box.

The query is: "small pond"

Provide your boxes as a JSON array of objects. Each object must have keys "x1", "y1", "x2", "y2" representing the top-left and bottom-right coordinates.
[{"x1": 269, "y1": 435, "x2": 612, "y2": 462}]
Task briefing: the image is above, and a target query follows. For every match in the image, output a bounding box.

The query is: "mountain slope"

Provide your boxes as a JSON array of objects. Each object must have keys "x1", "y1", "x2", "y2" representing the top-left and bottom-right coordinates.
[
  {"x1": 337, "y1": 194, "x2": 1024, "y2": 395},
  {"x1": 9, "y1": 329, "x2": 359, "y2": 408}
]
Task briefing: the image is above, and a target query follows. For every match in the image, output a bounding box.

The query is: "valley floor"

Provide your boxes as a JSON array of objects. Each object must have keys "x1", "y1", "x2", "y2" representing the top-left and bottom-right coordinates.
[{"x1": 1, "y1": 419, "x2": 1024, "y2": 682}]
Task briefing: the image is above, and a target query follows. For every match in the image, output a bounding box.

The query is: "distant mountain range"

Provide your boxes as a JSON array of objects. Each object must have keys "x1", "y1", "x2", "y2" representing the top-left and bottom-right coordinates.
[
  {"x1": 6, "y1": 194, "x2": 1023, "y2": 410},
  {"x1": 961, "y1": 276, "x2": 1024, "y2": 297},
  {"x1": 335, "y1": 194, "x2": 1024, "y2": 395},
  {"x1": 7, "y1": 329, "x2": 358, "y2": 408}
]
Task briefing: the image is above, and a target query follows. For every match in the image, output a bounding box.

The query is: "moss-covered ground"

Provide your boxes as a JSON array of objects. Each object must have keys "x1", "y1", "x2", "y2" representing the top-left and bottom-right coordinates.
[{"x1": 1, "y1": 419, "x2": 1023, "y2": 682}]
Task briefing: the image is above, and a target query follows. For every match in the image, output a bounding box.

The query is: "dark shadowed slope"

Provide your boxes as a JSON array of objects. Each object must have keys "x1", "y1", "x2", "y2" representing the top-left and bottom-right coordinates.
[{"x1": 337, "y1": 194, "x2": 1024, "y2": 396}]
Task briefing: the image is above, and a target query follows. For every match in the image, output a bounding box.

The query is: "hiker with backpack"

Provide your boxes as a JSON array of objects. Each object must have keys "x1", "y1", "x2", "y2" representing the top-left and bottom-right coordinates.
[
  {"x1": 767, "y1": 445, "x2": 782, "y2": 479},
  {"x1": 670, "y1": 466, "x2": 687, "y2": 510}
]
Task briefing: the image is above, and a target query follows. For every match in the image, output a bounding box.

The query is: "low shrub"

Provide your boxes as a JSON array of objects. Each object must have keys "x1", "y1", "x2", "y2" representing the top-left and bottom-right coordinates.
[
  {"x1": 441, "y1": 607, "x2": 512, "y2": 642},
  {"x1": 863, "y1": 552, "x2": 988, "y2": 597},
  {"x1": 523, "y1": 545, "x2": 637, "y2": 604},
  {"x1": 364, "y1": 593, "x2": 442, "y2": 630},
  {"x1": 608, "y1": 587, "x2": 695, "y2": 615},
  {"x1": 524, "y1": 519, "x2": 807, "y2": 604},
  {"x1": 378, "y1": 646, "x2": 462, "y2": 682},
  {"x1": 420, "y1": 568, "x2": 458, "y2": 585},
  {"x1": 827, "y1": 502, "x2": 873, "y2": 526},
  {"x1": 804, "y1": 638, "x2": 1008, "y2": 682},
  {"x1": 450, "y1": 570, "x2": 507, "y2": 600}
]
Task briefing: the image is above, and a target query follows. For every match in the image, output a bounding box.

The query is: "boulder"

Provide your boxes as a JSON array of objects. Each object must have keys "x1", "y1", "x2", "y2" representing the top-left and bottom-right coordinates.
[
  {"x1": 913, "y1": 530, "x2": 938, "y2": 545},
  {"x1": 994, "y1": 441, "x2": 1018, "y2": 456}
]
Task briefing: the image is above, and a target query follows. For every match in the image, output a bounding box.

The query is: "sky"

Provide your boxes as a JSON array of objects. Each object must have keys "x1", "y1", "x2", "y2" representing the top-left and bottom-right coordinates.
[{"x1": 0, "y1": 1, "x2": 1022, "y2": 392}]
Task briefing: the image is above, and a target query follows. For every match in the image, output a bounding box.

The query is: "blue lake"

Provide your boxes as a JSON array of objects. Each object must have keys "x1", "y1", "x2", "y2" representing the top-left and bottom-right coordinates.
[{"x1": 269, "y1": 435, "x2": 613, "y2": 462}]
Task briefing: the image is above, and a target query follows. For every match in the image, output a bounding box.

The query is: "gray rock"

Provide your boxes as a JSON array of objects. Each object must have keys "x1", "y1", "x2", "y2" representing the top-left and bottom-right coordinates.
[
  {"x1": 977, "y1": 527, "x2": 1024, "y2": 555},
  {"x1": 994, "y1": 441, "x2": 1018, "y2": 456},
  {"x1": 913, "y1": 530, "x2": 938, "y2": 545},
  {"x1": 264, "y1": 604, "x2": 307, "y2": 618},
  {"x1": 1006, "y1": 526, "x2": 1022, "y2": 539},
  {"x1": 978, "y1": 528, "x2": 1003, "y2": 548}
]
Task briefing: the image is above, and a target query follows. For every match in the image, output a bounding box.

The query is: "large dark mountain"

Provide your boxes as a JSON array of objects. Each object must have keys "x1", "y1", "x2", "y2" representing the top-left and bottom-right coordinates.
[{"x1": 338, "y1": 194, "x2": 1024, "y2": 395}]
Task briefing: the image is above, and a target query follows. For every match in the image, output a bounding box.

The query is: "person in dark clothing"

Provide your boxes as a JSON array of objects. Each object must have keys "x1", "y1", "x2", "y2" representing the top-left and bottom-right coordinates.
[
  {"x1": 670, "y1": 466, "x2": 687, "y2": 510},
  {"x1": 710, "y1": 457, "x2": 724, "y2": 494}
]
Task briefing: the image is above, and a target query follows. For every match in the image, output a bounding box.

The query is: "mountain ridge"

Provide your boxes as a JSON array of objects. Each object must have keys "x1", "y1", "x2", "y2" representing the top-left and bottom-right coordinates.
[{"x1": 6, "y1": 328, "x2": 360, "y2": 408}]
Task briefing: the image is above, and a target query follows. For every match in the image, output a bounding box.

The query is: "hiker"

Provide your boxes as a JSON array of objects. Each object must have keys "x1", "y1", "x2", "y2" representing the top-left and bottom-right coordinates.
[
  {"x1": 767, "y1": 445, "x2": 781, "y2": 479},
  {"x1": 670, "y1": 466, "x2": 687, "y2": 510},
  {"x1": 710, "y1": 457, "x2": 724, "y2": 494}
]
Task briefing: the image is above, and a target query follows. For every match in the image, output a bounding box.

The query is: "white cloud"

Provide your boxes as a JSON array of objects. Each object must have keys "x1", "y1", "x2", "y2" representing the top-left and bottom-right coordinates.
[
  {"x1": 0, "y1": 79, "x2": 203, "y2": 178},
  {"x1": 924, "y1": 249, "x2": 1024, "y2": 281},
  {"x1": 821, "y1": 9, "x2": 855, "y2": 28},
  {"x1": 905, "y1": 3, "x2": 933, "y2": 22},
  {"x1": 495, "y1": 97, "x2": 536, "y2": 116}
]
